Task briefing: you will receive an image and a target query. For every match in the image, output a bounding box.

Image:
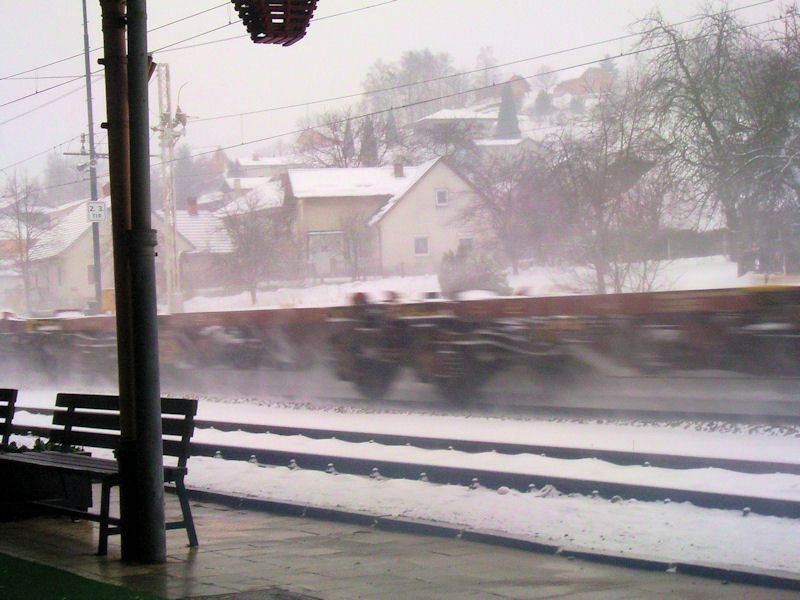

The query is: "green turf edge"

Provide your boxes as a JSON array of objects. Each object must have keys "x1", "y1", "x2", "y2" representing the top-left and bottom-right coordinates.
[{"x1": 0, "y1": 552, "x2": 165, "y2": 600}]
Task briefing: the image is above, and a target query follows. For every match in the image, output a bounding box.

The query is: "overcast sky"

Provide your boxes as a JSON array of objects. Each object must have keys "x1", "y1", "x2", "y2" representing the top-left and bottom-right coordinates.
[{"x1": 0, "y1": 0, "x2": 783, "y2": 185}]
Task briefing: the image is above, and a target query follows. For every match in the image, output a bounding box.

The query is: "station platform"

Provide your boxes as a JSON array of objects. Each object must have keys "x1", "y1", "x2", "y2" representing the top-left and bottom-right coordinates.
[{"x1": 0, "y1": 489, "x2": 794, "y2": 599}]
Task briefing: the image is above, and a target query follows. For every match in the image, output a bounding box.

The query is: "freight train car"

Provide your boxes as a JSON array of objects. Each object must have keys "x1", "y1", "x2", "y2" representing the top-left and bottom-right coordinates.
[{"x1": 0, "y1": 286, "x2": 798, "y2": 402}]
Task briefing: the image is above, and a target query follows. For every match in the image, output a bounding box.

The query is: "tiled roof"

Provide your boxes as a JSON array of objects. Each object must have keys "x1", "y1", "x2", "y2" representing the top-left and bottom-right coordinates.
[{"x1": 156, "y1": 209, "x2": 233, "y2": 254}]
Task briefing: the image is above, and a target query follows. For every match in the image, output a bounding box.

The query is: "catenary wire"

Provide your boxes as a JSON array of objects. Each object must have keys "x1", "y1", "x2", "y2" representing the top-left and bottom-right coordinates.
[
  {"x1": 0, "y1": 10, "x2": 785, "y2": 196},
  {"x1": 0, "y1": 2, "x2": 230, "y2": 81},
  {"x1": 190, "y1": 0, "x2": 776, "y2": 124}
]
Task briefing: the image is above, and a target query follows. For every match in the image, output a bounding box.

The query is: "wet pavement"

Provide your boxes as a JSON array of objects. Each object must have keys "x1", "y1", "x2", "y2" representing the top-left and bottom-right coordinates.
[{"x1": 0, "y1": 487, "x2": 795, "y2": 599}]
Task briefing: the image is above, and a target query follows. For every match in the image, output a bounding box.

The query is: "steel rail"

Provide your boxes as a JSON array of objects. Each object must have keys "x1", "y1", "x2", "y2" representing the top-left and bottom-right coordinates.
[
  {"x1": 13, "y1": 407, "x2": 800, "y2": 474},
  {"x1": 186, "y1": 441, "x2": 800, "y2": 519},
  {"x1": 11, "y1": 420, "x2": 800, "y2": 518}
]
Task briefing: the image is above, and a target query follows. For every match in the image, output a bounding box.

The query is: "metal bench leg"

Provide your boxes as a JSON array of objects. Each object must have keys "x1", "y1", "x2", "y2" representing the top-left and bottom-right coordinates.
[
  {"x1": 174, "y1": 477, "x2": 198, "y2": 547},
  {"x1": 97, "y1": 481, "x2": 111, "y2": 556}
]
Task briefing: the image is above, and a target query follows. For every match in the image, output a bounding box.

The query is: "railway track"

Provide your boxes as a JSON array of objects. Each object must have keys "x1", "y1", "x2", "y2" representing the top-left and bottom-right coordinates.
[{"x1": 12, "y1": 407, "x2": 800, "y2": 518}]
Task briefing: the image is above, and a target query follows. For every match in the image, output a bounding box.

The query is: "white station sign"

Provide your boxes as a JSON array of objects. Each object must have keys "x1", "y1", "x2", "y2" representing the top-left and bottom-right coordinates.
[{"x1": 87, "y1": 201, "x2": 107, "y2": 222}]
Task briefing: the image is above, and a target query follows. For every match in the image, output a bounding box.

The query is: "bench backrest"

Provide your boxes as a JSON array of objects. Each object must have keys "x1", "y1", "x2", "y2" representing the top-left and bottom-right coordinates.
[
  {"x1": 50, "y1": 393, "x2": 197, "y2": 467},
  {"x1": 0, "y1": 388, "x2": 18, "y2": 448}
]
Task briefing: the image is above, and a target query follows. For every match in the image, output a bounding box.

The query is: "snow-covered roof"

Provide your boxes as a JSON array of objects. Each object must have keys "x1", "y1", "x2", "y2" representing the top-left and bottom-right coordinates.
[
  {"x1": 288, "y1": 160, "x2": 437, "y2": 201},
  {"x1": 38, "y1": 201, "x2": 92, "y2": 259},
  {"x1": 28, "y1": 198, "x2": 97, "y2": 261},
  {"x1": 417, "y1": 108, "x2": 497, "y2": 123},
  {"x1": 223, "y1": 177, "x2": 270, "y2": 192},
  {"x1": 196, "y1": 190, "x2": 225, "y2": 208},
  {"x1": 367, "y1": 158, "x2": 442, "y2": 226},
  {"x1": 475, "y1": 138, "x2": 528, "y2": 147},
  {"x1": 157, "y1": 209, "x2": 233, "y2": 254},
  {"x1": 237, "y1": 155, "x2": 304, "y2": 168},
  {"x1": 215, "y1": 179, "x2": 284, "y2": 216}
]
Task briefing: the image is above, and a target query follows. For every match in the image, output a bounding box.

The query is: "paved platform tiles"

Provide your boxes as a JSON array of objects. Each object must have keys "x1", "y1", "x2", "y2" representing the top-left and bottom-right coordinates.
[{"x1": 0, "y1": 489, "x2": 795, "y2": 599}]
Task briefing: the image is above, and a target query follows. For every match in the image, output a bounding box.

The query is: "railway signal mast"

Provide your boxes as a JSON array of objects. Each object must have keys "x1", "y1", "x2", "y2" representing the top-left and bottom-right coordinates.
[{"x1": 153, "y1": 63, "x2": 186, "y2": 313}]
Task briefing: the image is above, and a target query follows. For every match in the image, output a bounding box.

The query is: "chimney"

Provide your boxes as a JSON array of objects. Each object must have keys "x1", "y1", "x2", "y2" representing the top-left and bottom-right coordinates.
[
  {"x1": 393, "y1": 161, "x2": 404, "y2": 178},
  {"x1": 186, "y1": 196, "x2": 198, "y2": 216}
]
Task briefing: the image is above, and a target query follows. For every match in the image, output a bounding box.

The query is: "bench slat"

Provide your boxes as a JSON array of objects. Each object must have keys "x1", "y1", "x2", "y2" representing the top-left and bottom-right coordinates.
[
  {"x1": 1, "y1": 451, "x2": 187, "y2": 478},
  {"x1": 51, "y1": 412, "x2": 191, "y2": 438},
  {"x1": 56, "y1": 393, "x2": 197, "y2": 416},
  {"x1": 48, "y1": 430, "x2": 188, "y2": 458},
  {"x1": 56, "y1": 393, "x2": 119, "y2": 410}
]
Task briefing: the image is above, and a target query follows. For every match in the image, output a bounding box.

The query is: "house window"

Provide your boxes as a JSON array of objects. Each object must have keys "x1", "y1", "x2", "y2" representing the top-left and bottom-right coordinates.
[
  {"x1": 414, "y1": 237, "x2": 429, "y2": 256},
  {"x1": 435, "y1": 189, "x2": 449, "y2": 207}
]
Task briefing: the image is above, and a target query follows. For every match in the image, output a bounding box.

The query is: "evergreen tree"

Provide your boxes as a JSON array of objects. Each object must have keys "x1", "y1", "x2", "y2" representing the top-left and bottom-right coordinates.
[
  {"x1": 494, "y1": 84, "x2": 520, "y2": 139},
  {"x1": 384, "y1": 110, "x2": 399, "y2": 149},
  {"x1": 358, "y1": 117, "x2": 379, "y2": 167},
  {"x1": 342, "y1": 121, "x2": 355, "y2": 164},
  {"x1": 532, "y1": 89, "x2": 554, "y2": 116}
]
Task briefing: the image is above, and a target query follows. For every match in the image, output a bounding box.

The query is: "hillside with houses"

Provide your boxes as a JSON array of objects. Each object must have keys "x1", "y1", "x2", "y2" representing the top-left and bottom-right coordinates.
[{"x1": 3, "y1": 12, "x2": 800, "y2": 315}]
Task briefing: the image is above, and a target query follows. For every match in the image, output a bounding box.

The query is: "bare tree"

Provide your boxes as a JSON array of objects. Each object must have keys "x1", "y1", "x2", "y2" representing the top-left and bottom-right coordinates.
[
  {"x1": 463, "y1": 148, "x2": 552, "y2": 274},
  {"x1": 0, "y1": 173, "x2": 53, "y2": 313},
  {"x1": 220, "y1": 195, "x2": 295, "y2": 304},
  {"x1": 533, "y1": 64, "x2": 558, "y2": 93},
  {"x1": 296, "y1": 108, "x2": 397, "y2": 168},
  {"x1": 339, "y1": 207, "x2": 376, "y2": 281},
  {"x1": 636, "y1": 6, "x2": 750, "y2": 237},
  {"x1": 549, "y1": 71, "x2": 663, "y2": 293},
  {"x1": 638, "y1": 6, "x2": 800, "y2": 272},
  {"x1": 361, "y1": 49, "x2": 471, "y2": 125}
]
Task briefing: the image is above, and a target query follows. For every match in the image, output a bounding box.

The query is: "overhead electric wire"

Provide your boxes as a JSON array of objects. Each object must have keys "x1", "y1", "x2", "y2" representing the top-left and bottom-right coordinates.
[
  {"x1": 148, "y1": 2, "x2": 229, "y2": 33},
  {"x1": 150, "y1": 22, "x2": 238, "y2": 53},
  {"x1": 0, "y1": 0, "x2": 400, "y2": 112},
  {"x1": 0, "y1": 69, "x2": 102, "y2": 109},
  {"x1": 0, "y1": 75, "x2": 102, "y2": 127},
  {"x1": 0, "y1": 2, "x2": 229, "y2": 81},
  {"x1": 191, "y1": 0, "x2": 776, "y2": 124},
  {"x1": 155, "y1": 0, "x2": 402, "y2": 54},
  {"x1": 0, "y1": 5, "x2": 784, "y2": 197},
  {"x1": 0, "y1": 135, "x2": 82, "y2": 173},
  {"x1": 175, "y1": 14, "x2": 786, "y2": 165},
  {"x1": 4, "y1": 75, "x2": 85, "y2": 81}
]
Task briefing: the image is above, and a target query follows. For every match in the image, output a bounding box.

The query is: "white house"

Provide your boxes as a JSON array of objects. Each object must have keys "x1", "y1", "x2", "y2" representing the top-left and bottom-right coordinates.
[{"x1": 286, "y1": 157, "x2": 480, "y2": 277}]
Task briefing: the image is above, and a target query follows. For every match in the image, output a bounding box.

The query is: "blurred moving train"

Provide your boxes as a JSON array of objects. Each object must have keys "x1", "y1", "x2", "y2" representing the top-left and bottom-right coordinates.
[{"x1": 0, "y1": 285, "x2": 798, "y2": 401}]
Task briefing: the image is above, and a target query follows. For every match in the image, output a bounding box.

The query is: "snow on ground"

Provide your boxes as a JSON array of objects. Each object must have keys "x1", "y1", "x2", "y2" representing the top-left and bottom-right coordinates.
[
  {"x1": 11, "y1": 389, "x2": 800, "y2": 574},
  {"x1": 181, "y1": 255, "x2": 763, "y2": 313},
  {"x1": 187, "y1": 457, "x2": 800, "y2": 574}
]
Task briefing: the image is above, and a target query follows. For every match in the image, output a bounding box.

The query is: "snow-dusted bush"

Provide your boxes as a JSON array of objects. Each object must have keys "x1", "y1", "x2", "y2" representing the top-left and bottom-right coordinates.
[{"x1": 438, "y1": 246, "x2": 511, "y2": 299}]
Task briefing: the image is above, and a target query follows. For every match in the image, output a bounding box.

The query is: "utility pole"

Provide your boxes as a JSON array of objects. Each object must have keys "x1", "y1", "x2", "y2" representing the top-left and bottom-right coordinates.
[
  {"x1": 82, "y1": 0, "x2": 102, "y2": 309},
  {"x1": 153, "y1": 64, "x2": 186, "y2": 314}
]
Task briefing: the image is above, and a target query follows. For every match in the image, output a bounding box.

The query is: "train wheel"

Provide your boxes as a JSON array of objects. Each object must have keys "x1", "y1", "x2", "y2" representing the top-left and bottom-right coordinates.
[
  {"x1": 353, "y1": 357, "x2": 397, "y2": 400},
  {"x1": 432, "y1": 345, "x2": 486, "y2": 404}
]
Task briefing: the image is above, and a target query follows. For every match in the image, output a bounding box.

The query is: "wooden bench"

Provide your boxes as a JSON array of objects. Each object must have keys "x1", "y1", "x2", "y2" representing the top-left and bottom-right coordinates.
[
  {"x1": 0, "y1": 392, "x2": 198, "y2": 555},
  {"x1": 0, "y1": 388, "x2": 17, "y2": 448}
]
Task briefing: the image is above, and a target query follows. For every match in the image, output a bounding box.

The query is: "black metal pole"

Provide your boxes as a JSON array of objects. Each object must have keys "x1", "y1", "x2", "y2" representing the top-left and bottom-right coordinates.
[
  {"x1": 82, "y1": 0, "x2": 102, "y2": 307},
  {"x1": 127, "y1": 0, "x2": 166, "y2": 564},
  {"x1": 99, "y1": 0, "x2": 139, "y2": 561}
]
